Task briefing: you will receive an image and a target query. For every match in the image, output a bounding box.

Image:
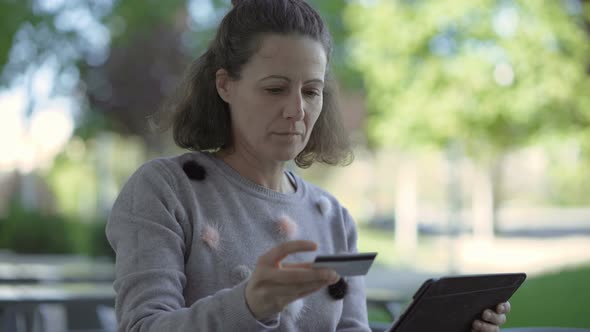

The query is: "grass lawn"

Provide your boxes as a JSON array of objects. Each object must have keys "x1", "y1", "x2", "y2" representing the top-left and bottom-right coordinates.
[{"x1": 503, "y1": 263, "x2": 590, "y2": 328}]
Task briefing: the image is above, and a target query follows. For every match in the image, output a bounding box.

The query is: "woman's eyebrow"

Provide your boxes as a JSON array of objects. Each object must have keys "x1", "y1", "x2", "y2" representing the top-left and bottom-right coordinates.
[{"x1": 259, "y1": 75, "x2": 324, "y2": 86}]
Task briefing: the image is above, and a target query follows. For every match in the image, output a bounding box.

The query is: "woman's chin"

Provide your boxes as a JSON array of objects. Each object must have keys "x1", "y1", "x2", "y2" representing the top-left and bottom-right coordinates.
[{"x1": 271, "y1": 148, "x2": 303, "y2": 163}]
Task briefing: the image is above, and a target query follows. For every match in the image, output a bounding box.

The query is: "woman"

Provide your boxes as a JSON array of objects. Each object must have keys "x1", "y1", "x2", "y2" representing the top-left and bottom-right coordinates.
[{"x1": 106, "y1": 0, "x2": 511, "y2": 331}]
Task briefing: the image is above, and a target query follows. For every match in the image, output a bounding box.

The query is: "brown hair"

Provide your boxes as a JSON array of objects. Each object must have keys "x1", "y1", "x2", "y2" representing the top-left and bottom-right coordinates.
[{"x1": 159, "y1": 0, "x2": 353, "y2": 168}]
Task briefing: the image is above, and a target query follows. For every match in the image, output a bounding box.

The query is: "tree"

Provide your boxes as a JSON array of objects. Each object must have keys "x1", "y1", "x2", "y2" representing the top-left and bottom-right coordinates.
[
  {"x1": 344, "y1": 0, "x2": 590, "y2": 238},
  {"x1": 0, "y1": 0, "x2": 358, "y2": 151},
  {"x1": 308, "y1": 0, "x2": 365, "y2": 90}
]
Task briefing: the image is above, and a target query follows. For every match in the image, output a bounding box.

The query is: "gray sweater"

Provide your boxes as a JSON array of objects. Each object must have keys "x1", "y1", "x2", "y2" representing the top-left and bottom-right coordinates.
[{"x1": 106, "y1": 152, "x2": 371, "y2": 331}]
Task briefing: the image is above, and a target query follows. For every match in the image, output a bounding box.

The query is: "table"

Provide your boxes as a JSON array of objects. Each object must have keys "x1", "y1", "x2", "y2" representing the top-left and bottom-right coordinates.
[{"x1": 0, "y1": 283, "x2": 115, "y2": 332}]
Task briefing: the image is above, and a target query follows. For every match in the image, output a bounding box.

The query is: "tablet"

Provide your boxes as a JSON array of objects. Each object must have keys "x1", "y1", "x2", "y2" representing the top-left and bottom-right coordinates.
[{"x1": 388, "y1": 272, "x2": 527, "y2": 332}]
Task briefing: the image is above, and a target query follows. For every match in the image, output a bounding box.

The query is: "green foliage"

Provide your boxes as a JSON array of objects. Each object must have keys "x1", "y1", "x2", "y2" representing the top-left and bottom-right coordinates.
[
  {"x1": 549, "y1": 169, "x2": 590, "y2": 205},
  {"x1": 45, "y1": 141, "x2": 99, "y2": 218},
  {"x1": 547, "y1": 160, "x2": 590, "y2": 205},
  {"x1": 367, "y1": 304, "x2": 395, "y2": 324},
  {"x1": 0, "y1": 203, "x2": 76, "y2": 254},
  {"x1": 344, "y1": 0, "x2": 590, "y2": 160},
  {"x1": 43, "y1": 132, "x2": 145, "y2": 219},
  {"x1": 308, "y1": 0, "x2": 365, "y2": 89},
  {"x1": 0, "y1": 201, "x2": 113, "y2": 258},
  {"x1": 106, "y1": 0, "x2": 188, "y2": 48},
  {"x1": 0, "y1": 0, "x2": 45, "y2": 83},
  {"x1": 0, "y1": 1, "x2": 95, "y2": 91},
  {"x1": 0, "y1": 0, "x2": 360, "y2": 89},
  {"x1": 84, "y1": 219, "x2": 115, "y2": 258}
]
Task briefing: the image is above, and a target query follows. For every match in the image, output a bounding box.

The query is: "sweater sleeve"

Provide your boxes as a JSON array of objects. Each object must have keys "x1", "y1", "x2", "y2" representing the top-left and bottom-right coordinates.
[
  {"x1": 336, "y1": 208, "x2": 372, "y2": 332},
  {"x1": 106, "y1": 160, "x2": 276, "y2": 332}
]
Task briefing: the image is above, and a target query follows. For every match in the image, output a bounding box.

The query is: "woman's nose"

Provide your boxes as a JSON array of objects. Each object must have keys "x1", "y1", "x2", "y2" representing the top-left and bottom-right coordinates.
[{"x1": 283, "y1": 91, "x2": 305, "y2": 120}]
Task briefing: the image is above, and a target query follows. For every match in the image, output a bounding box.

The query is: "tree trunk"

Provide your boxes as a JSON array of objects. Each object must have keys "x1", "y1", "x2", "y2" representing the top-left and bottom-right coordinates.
[
  {"x1": 491, "y1": 158, "x2": 504, "y2": 233},
  {"x1": 19, "y1": 173, "x2": 38, "y2": 210},
  {"x1": 19, "y1": 67, "x2": 37, "y2": 211},
  {"x1": 471, "y1": 161, "x2": 495, "y2": 241},
  {"x1": 446, "y1": 142, "x2": 463, "y2": 273},
  {"x1": 96, "y1": 132, "x2": 113, "y2": 218},
  {"x1": 394, "y1": 155, "x2": 418, "y2": 264}
]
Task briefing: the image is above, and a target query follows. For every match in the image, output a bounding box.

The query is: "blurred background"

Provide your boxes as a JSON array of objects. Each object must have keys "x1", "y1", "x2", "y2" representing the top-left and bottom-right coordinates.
[{"x1": 0, "y1": 0, "x2": 589, "y2": 330}]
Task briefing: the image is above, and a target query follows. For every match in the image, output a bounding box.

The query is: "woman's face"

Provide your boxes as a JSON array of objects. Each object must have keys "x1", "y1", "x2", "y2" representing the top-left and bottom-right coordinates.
[{"x1": 216, "y1": 34, "x2": 327, "y2": 164}]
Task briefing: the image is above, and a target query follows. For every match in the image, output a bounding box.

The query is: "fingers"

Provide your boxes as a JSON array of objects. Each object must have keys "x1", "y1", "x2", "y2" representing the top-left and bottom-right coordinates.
[
  {"x1": 268, "y1": 280, "x2": 328, "y2": 298},
  {"x1": 246, "y1": 279, "x2": 326, "y2": 319},
  {"x1": 496, "y1": 301, "x2": 511, "y2": 314},
  {"x1": 472, "y1": 301, "x2": 511, "y2": 332},
  {"x1": 246, "y1": 241, "x2": 340, "y2": 320},
  {"x1": 472, "y1": 308, "x2": 506, "y2": 331},
  {"x1": 296, "y1": 282, "x2": 328, "y2": 298},
  {"x1": 258, "y1": 240, "x2": 338, "y2": 283},
  {"x1": 482, "y1": 309, "x2": 506, "y2": 325},
  {"x1": 282, "y1": 262, "x2": 314, "y2": 269},
  {"x1": 471, "y1": 319, "x2": 500, "y2": 332},
  {"x1": 270, "y1": 267, "x2": 339, "y2": 285},
  {"x1": 258, "y1": 240, "x2": 318, "y2": 267}
]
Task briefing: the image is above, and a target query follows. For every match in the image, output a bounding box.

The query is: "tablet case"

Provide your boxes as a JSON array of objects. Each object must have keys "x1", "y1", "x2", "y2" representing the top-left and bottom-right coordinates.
[{"x1": 388, "y1": 273, "x2": 527, "y2": 332}]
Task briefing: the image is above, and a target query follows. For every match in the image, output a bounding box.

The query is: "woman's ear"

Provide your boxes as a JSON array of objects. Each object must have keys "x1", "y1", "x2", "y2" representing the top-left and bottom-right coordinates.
[{"x1": 215, "y1": 68, "x2": 232, "y2": 103}]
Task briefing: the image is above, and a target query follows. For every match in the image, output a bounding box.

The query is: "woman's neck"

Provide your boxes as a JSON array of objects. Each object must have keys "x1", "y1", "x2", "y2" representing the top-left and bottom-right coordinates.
[{"x1": 215, "y1": 149, "x2": 294, "y2": 193}]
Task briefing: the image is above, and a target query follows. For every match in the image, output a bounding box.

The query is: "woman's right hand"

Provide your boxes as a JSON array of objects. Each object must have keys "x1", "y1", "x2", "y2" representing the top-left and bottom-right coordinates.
[{"x1": 245, "y1": 240, "x2": 340, "y2": 321}]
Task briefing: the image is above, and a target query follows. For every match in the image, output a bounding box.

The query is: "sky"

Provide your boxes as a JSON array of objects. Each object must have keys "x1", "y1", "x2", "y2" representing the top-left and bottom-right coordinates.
[{"x1": 0, "y1": 73, "x2": 75, "y2": 173}]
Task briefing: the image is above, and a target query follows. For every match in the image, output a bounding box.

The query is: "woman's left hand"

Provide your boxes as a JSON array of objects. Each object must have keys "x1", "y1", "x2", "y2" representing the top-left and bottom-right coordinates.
[{"x1": 471, "y1": 301, "x2": 511, "y2": 332}]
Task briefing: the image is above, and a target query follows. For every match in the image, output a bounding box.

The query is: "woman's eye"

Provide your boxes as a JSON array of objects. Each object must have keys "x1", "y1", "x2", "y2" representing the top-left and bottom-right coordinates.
[
  {"x1": 266, "y1": 87, "x2": 284, "y2": 94},
  {"x1": 304, "y1": 90, "x2": 321, "y2": 98}
]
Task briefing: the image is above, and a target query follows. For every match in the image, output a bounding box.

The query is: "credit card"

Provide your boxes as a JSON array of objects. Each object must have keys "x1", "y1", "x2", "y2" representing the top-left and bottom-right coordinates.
[{"x1": 312, "y1": 252, "x2": 377, "y2": 276}]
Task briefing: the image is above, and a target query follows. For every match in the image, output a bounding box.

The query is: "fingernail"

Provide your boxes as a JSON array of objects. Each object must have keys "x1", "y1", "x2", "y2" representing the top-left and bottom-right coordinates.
[
  {"x1": 484, "y1": 310, "x2": 491, "y2": 320},
  {"x1": 331, "y1": 272, "x2": 340, "y2": 283},
  {"x1": 323, "y1": 270, "x2": 337, "y2": 282},
  {"x1": 499, "y1": 304, "x2": 505, "y2": 312}
]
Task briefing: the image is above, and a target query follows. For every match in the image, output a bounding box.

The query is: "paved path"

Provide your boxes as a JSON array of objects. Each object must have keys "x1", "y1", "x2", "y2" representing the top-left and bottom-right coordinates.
[{"x1": 364, "y1": 234, "x2": 590, "y2": 297}]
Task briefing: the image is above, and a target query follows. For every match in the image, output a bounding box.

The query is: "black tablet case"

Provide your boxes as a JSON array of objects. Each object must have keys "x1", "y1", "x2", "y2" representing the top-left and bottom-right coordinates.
[{"x1": 388, "y1": 273, "x2": 527, "y2": 332}]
